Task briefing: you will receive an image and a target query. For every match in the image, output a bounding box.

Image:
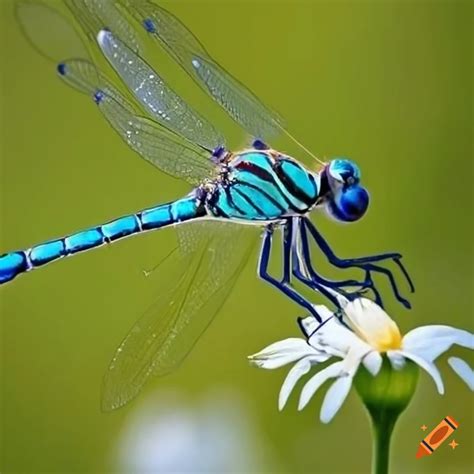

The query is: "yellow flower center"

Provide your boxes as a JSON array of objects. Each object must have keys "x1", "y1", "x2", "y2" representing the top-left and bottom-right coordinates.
[{"x1": 344, "y1": 299, "x2": 403, "y2": 352}]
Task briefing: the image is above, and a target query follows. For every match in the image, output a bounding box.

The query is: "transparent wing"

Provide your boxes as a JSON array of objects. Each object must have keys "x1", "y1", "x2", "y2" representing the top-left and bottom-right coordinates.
[
  {"x1": 16, "y1": 0, "x2": 89, "y2": 62},
  {"x1": 17, "y1": 2, "x2": 215, "y2": 184},
  {"x1": 119, "y1": 0, "x2": 284, "y2": 141},
  {"x1": 65, "y1": 0, "x2": 142, "y2": 53},
  {"x1": 60, "y1": 0, "x2": 225, "y2": 151},
  {"x1": 97, "y1": 29, "x2": 224, "y2": 151},
  {"x1": 59, "y1": 60, "x2": 215, "y2": 184},
  {"x1": 102, "y1": 221, "x2": 259, "y2": 411}
]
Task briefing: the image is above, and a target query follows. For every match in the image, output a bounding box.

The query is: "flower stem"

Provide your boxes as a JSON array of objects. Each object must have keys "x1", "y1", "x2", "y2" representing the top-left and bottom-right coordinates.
[
  {"x1": 371, "y1": 412, "x2": 396, "y2": 474},
  {"x1": 354, "y1": 357, "x2": 419, "y2": 474}
]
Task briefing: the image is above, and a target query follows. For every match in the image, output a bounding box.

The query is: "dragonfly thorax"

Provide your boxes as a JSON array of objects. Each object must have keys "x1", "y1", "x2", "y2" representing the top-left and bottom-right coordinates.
[{"x1": 203, "y1": 148, "x2": 321, "y2": 222}]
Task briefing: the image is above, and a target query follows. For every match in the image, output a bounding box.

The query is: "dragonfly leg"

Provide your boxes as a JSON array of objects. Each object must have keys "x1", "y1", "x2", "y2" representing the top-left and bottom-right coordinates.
[
  {"x1": 285, "y1": 219, "x2": 350, "y2": 307},
  {"x1": 283, "y1": 220, "x2": 343, "y2": 307},
  {"x1": 281, "y1": 219, "x2": 293, "y2": 284},
  {"x1": 303, "y1": 218, "x2": 413, "y2": 309},
  {"x1": 259, "y1": 225, "x2": 323, "y2": 322},
  {"x1": 290, "y1": 217, "x2": 380, "y2": 307}
]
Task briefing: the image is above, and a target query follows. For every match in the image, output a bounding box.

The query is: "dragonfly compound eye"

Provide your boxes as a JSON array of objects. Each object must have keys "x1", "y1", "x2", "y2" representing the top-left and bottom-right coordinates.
[
  {"x1": 328, "y1": 158, "x2": 361, "y2": 186},
  {"x1": 328, "y1": 185, "x2": 370, "y2": 222}
]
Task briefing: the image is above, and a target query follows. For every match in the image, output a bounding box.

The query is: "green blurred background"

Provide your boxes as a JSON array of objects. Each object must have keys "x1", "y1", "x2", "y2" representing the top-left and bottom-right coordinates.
[{"x1": 1, "y1": 0, "x2": 472, "y2": 473}]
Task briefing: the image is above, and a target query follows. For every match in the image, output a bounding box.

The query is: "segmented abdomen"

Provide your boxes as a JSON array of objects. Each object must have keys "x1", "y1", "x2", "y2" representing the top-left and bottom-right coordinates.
[{"x1": 0, "y1": 195, "x2": 205, "y2": 284}]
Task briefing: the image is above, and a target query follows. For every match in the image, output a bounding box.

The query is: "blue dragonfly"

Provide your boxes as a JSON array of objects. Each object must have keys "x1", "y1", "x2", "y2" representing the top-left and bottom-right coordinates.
[{"x1": 3, "y1": 0, "x2": 413, "y2": 410}]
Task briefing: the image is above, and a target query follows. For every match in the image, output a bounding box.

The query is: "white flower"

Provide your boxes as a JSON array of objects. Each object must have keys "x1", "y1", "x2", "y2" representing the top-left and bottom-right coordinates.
[{"x1": 249, "y1": 298, "x2": 474, "y2": 424}]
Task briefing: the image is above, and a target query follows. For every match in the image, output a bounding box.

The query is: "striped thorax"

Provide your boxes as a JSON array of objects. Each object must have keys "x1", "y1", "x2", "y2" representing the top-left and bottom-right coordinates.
[{"x1": 204, "y1": 147, "x2": 321, "y2": 222}]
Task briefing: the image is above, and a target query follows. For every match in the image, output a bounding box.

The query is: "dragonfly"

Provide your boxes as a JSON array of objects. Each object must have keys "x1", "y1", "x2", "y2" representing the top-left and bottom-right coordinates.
[{"x1": 1, "y1": 0, "x2": 414, "y2": 410}]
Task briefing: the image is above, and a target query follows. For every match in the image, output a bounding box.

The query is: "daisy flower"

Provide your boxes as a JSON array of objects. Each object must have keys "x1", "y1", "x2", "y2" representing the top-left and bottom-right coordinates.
[
  {"x1": 249, "y1": 297, "x2": 473, "y2": 422},
  {"x1": 249, "y1": 296, "x2": 473, "y2": 474}
]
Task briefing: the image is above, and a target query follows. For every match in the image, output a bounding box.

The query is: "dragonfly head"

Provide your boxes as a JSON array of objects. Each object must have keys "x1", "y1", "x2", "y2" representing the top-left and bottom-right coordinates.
[{"x1": 324, "y1": 158, "x2": 369, "y2": 222}]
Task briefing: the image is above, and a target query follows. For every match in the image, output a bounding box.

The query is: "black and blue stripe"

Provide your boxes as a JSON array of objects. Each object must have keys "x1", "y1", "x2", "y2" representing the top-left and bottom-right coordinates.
[
  {"x1": 0, "y1": 195, "x2": 205, "y2": 284},
  {"x1": 208, "y1": 151, "x2": 319, "y2": 220}
]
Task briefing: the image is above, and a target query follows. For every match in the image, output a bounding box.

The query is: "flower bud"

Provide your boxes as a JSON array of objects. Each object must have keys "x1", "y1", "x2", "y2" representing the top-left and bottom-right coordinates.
[{"x1": 354, "y1": 356, "x2": 419, "y2": 418}]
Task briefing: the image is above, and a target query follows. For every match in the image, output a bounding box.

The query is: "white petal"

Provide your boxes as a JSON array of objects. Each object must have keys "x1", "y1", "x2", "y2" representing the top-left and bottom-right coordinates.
[
  {"x1": 298, "y1": 315, "x2": 320, "y2": 338},
  {"x1": 310, "y1": 339, "x2": 346, "y2": 359},
  {"x1": 387, "y1": 351, "x2": 406, "y2": 370},
  {"x1": 248, "y1": 338, "x2": 320, "y2": 369},
  {"x1": 278, "y1": 355, "x2": 329, "y2": 410},
  {"x1": 298, "y1": 361, "x2": 344, "y2": 410},
  {"x1": 344, "y1": 298, "x2": 390, "y2": 326},
  {"x1": 309, "y1": 316, "x2": 367, "y2": 357},
  {"x1": 448, "y1": 357, "x2": 474, "y2": 391},
  {"x1": 362, "y1": 351, "x2": 383, "y2": 376},
  {"x1": 402, "y1": 326, "x2": 474, "y2": 362},
  {"x1": 279, "y1": 358, "x2": 311, "y2": 410},
  {"x1": 343, "y1": 298, "x2": 402, "y2": 351},
  {"x1": 390, "y1": 350, "x2": 445, "y2": 394},
  {"x1": 320, "y1": 374, "x2": 353, "y2": 423}
]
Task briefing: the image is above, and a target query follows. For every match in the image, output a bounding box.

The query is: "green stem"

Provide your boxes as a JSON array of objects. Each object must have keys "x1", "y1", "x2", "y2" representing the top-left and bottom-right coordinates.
[
  {"x1": 354, "y1": 357, "x2": 419, "y2": 474},
  {"x1": 371, "y1": 414, "x2": 396, "y2": 474}
]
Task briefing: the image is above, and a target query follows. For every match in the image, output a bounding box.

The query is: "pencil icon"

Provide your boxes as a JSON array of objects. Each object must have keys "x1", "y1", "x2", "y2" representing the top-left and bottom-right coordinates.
[{"x1": 416, "y1": 416, "x2": 459, "y2": 459}]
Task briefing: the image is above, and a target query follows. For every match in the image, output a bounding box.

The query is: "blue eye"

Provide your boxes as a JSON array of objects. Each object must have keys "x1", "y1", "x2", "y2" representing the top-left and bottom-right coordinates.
[
  {"x1": 328, "y1": 159, "x2": 361, "y2": 184},
  {"x1": 328, "y1": 185, "x2": 369, "y2": 222}
]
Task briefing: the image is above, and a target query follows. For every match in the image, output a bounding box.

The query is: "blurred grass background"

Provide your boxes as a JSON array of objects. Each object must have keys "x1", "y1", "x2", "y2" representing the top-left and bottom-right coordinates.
[{"x1": 1, "y1": 0, "x2": 472, "y2": 473}]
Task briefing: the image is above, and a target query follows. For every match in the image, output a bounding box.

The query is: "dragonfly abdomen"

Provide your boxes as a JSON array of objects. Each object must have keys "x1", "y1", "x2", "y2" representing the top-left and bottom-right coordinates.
[{"x1": 0, "y1": 195, "x2": 205, "y2": 284}]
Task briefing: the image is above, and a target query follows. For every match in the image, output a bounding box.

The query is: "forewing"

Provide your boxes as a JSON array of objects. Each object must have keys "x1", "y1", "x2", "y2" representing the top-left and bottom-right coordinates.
[
  {"x1": 102, "y1": 221, "x2": 259, "y2": 411},
  {"x1": 61, "y1": 0, "x2": 225, "y2": 150},
  {"x1": 16, "y1": 2, "x2": 215, "y2": 184},
  {"x1": 65, "y1": 0, "x2": 142, "y2": 53},
  {"x1": 62, "y1": 59, "x2": 216, "y2": 184},
  {"x1": 119, "y1": 0, "x2": 284, "y2": 141},
  {"x1": 97, "y1": 29, "x2": 224, "y2": 150}
]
